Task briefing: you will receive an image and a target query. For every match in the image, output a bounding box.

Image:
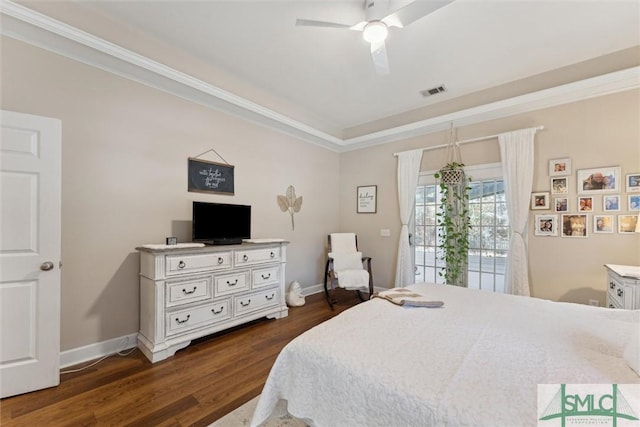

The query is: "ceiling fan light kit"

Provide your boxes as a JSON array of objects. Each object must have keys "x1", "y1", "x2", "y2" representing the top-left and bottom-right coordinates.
[{"x1": 362, "y1": 21, "x2": 388, "y2": 43}]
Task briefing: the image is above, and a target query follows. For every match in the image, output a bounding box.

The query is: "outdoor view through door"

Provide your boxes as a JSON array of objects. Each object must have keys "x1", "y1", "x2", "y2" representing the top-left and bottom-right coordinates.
[{"x1": 414, "y1": 165, "x2": 509, "y2": 292}]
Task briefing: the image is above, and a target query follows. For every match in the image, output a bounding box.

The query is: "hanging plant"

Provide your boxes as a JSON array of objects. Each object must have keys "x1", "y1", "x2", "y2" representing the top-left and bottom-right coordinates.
[
  {"x1": 277, "y1": 185, "x2": 303, "y2": 231},
  {"x1": 434, "y1": 126, "x2": 471, "y2": 287}
]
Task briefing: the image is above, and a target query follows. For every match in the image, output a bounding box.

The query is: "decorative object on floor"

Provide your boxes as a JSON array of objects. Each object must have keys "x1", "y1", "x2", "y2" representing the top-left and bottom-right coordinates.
[
  {"x1": 434, "y1": 125, "x2": 470, "y2": 287},
  {"x1": 277, "y1": 185, "x2": 303, "y2": 230},
  {"x1": 356, "y1": 185, "x2": 377, "y2": 213},
  {"x1": 210, "y1": 395, "x2": 305, "y2": 427},
  {"x1": 188, "y1": 148, "x2": 234, "y2": 194},
  {"x1": 286, "y1": 281, "x2": 306, "y2": 307}
]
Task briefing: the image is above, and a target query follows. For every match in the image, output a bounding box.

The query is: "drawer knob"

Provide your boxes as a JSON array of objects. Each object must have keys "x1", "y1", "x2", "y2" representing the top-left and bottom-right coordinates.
[
  {"x1": 617, "y1": 288, "x2": 624, "y2": 297},
  {"x1": 211, "y1": 307, "x2": 224, "y2": 315},
  {"x1": 270, "y1": 252, "x2": 275, "y2": 258},
  {"x1": 227, "y1": 279, "x2": 238, "y2": 286},
  {"x1": 261, "y1": 273, "x2": 271, "y2": 280},
  {"x1": 265, "y1": 293, "x2": 275, "y2": 301},
  {"x1": 609, "y1": 281, "x2": 615, "y2": 289},
  {"x1": 175, "y1": 314, "x2": 190, "y2": 324},
  {"x1": 243, "y1": 254, "x2": 249, "y2": 261},
  {"x1": 182, "y1": 287, "x2": 197, "y2": 295},
  {"x1": 217, "y1": 257, "x2": 224, "y2": 265},
  {"x1": 178, "y1": 260, "x2": 186, "y2": 269},
  {"x1": 240, "y1": 299, "x2": 251, "y2": 307}
]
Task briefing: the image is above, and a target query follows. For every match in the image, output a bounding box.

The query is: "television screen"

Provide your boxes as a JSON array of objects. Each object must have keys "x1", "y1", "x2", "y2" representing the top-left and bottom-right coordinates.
[{"x1": 192, "y1": 202, "x2": 251, "y2": 245}]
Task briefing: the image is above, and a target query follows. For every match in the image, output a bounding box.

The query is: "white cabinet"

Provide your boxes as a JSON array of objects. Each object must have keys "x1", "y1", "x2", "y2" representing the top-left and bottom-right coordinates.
[
  {"x1": 604, "y1": 264, "x2": 640, "y2": 310},
  {"x1": 136, "y1": 242, "x2": 288, "y2": 362}
]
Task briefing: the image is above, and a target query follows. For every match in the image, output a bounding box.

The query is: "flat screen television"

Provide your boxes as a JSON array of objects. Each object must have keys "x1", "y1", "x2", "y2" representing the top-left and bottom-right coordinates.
[{"x1": 192, "y1": 202, "x2": 251, "y2": 245}]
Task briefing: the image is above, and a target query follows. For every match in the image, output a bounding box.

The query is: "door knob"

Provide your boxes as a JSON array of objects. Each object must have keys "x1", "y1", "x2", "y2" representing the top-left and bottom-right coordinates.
[{"x1": 40, "y1": 261, "x2": 54, "y2": 271}]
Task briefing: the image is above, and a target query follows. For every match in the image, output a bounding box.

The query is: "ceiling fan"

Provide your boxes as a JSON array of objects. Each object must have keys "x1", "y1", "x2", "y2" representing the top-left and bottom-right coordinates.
[{"x1": 296, "y1": 0, "x2": 453, "y2": 76}]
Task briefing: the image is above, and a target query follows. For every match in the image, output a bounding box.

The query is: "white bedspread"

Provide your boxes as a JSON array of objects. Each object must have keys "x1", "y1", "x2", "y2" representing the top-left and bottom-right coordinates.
[{"x1": 251, "y1": 283, "x2": 639, "y2": 427}]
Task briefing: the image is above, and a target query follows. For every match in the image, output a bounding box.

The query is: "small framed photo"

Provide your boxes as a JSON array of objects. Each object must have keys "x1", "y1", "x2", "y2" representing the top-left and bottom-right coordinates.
[
  {"x1": 626, "y1": 173, "x2": 640, "y2": 192},
  {"x1": 618, "y1": 214, "x2": 638, "y2": 233},
  {"x1": 577, "y1": 166, "x2": 620, "y2": 194},
  {"x1": 535, "y1": 214, "x2": 558, "y2": 236},
  {"x1": 561, "y1": 214, "x2": 588, "y2": 237},
  {"x1": 166, "y1": 237, "x2": 178, "y2": 245},
  {"x1": 629, "y1": 194, "x2": 640, "y2": 211},
  {"x1": 553, "y1": 197, "x2": 569, "y2": 212},
  {"x1": 357, "y1": 185, "x2": 377, "y2": 213},
  {"x1": 549, "y1": 158, "x2": 571, "y2": 176},
  {"x1": 603, "y1": 195, "x2": 620, "y2": 211},
  {"x1": 593, "y1": 215, "x2": 614, "y2": 234},
  {"x1": 531, "y1": 192, "x2": 550, "y2": 210},
  {"x1": 550, "y1": 177, "x2": 569, "y2": 194},
  {"x1": 577, "y1": 196, "x2": 594, "y2": 212}
]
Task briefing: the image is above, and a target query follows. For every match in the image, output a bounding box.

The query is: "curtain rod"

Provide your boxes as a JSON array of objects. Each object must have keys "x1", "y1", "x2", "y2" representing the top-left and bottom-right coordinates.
[{"x1": 393, "y1": 125, "x2": 545, "y2": 157}]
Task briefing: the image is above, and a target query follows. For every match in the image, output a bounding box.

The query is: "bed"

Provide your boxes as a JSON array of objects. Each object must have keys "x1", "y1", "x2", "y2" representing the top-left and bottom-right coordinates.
[{"x1": 251, "y1": 283, "x2": 639, "y2": 427}]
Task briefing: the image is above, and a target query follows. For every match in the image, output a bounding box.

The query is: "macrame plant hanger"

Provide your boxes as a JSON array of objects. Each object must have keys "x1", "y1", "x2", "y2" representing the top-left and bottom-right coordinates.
[{"x1": 440, "y1": 124, "x2": 465, "y2": 185}]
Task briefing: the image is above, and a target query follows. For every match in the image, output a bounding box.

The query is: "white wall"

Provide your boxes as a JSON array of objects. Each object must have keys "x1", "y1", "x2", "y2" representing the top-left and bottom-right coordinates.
[
  {"x1": 1, "y1": 36, "x2": 340, "y2": 351},
  {"x1": 339, "y1": 89, "x2": 640, "y2": 304}
]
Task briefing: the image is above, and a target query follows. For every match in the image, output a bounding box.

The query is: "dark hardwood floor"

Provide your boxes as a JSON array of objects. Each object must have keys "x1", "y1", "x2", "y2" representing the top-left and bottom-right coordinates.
[{"x1": 0, "y1": 291, "x2": 362, "y2": 427}]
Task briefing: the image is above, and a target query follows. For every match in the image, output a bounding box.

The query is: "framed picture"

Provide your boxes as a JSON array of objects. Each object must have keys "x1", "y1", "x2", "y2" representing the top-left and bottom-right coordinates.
[
  {"x1": 549, "y1": 158, "x2": 571, "y2": 176},
  {"x1": 577, "y1": 196, "x2": 594, "y2": 212},
  {"x1": 577, "y1": 166, "x2": 620, "y2": 194},
  {"x1": 553, "y1": 197, "x2": 569, "y2": 212},
  {"x1": 531, "y1": 192, "x2": 550, "y2": 210},
  {"x1": 626, "y1": 173, "x2": 640, "y2": 192},
  {"x1": 628, "y1": 194, "x2": 640, "y2": 211},
  {"x1": 187, "y1": 158, "x2": 235, "y2": 195},
  {"x1": 561, "y1": 214, "x2": 588, "y2": 238},
  {"x1": 534, "y1": 214, "x2": 558, "y2": 236},
  {"x1": 593, "y1": 215, "x2": 614, "y2": 234},
  {"x1": 603, "y1": 195, "x2": 620, "y2": 211},
  {"x1": 357, "y1": 185, "x2": 377, "y2": 213},
  {"x1": 550, "y1": 177, "x2": 569, "y2": 194},
  {"x1": 618, "y1": 214, "x2": 638, "y2": 233}
]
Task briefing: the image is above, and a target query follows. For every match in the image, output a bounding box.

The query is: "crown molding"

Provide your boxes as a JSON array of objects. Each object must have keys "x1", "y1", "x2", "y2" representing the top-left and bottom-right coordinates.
[{"x1": 1, "y1": 1, "x2": 639, "y2": 153}]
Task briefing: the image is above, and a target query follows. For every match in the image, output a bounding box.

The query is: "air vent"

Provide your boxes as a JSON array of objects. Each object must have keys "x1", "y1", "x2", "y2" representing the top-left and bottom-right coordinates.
[{"x1": 420, "y1": 85, "x2": 447, "y2": 97}]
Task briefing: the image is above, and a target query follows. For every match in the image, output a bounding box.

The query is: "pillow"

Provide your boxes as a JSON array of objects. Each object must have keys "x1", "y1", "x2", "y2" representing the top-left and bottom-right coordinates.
[
  {"x1": 329, "y1": 251, "x2": 364, "y2": 271},
  {"x1": 623, "y1": 330, "x2": 640, "y2": 376}
]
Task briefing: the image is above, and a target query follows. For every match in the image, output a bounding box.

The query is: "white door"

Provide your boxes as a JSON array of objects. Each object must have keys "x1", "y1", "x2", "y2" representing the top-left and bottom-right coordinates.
[{"x1": 0, "y1": 110, "x2": 61, "y2": 398}]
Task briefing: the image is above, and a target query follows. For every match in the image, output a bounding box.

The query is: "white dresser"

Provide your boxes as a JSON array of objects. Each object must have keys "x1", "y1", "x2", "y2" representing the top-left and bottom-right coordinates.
[
  {"x1": 136, "y1": 241, "x2": 288, "y2": 362},
  {"x1": 604, "y1": 264, "x2": 640, "y2": 310}
]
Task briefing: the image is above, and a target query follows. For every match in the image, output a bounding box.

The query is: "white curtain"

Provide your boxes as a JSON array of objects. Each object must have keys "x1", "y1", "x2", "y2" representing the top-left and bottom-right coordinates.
[
  {"x1": 394, "y1": 149, "x2": 424, "y2": 287},
  {"x1": 498, "y1": 128, "x2": 538, "y2": 296}
]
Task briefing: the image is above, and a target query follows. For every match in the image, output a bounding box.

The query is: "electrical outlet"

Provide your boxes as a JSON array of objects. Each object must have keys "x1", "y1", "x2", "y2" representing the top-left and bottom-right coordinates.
[
  {"x1": 380, "y1": 229, "x2": 391, "y2": 237},
  {"x1": 589, "y1": 299, "x2": 599, "y2": 307}
]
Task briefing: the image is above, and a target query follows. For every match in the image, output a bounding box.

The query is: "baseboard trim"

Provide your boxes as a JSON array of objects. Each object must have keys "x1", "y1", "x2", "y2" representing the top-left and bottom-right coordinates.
[
  {"x1": 60, "y1": 333, "x2": 138, "y2": 368},
  {"x1": 60, "y1": 284, "x2": 385, "y2": 368}
]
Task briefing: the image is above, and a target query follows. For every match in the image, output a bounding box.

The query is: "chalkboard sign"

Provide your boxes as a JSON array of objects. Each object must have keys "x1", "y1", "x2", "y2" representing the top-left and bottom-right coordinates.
[{"x1": 188, "y1": 158, "x2": 234, "y2": 195}]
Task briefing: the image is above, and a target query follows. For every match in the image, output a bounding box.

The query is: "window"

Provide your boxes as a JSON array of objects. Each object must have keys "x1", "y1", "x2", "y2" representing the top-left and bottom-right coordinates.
[{"x1": 413, "y1": 163, "x2": 509, "y2": 292}]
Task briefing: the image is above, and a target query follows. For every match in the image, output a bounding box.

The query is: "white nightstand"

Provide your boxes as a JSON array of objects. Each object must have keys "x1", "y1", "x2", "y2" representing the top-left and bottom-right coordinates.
[{"x1": 604, "y1": 264, "x2": 640, "y2": 309}]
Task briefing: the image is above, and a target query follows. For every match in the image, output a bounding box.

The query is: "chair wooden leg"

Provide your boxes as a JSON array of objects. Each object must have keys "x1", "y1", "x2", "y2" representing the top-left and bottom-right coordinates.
[{"x1": 324, "y1": 259, "x2": 335, "y2": 309}]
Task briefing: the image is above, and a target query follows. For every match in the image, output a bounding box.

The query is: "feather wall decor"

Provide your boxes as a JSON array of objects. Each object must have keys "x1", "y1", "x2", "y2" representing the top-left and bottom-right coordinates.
[{"x1": 277, "y1": 185, "x2": 303, "y2": 230}]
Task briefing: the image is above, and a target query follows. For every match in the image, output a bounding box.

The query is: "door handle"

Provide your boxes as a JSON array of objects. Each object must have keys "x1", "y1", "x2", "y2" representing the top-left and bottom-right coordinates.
[{"x1": 40, "y1": 261, "x2": 55, "y2": 271}]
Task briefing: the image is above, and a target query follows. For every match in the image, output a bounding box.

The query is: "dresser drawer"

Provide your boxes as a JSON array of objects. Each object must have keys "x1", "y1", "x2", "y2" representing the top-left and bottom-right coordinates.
[
  {"x1": 166, "y1": 252, "x2": 231, "y2": 276},
  {"x1": 252, "y1": 266, "x2": 280, "y2": 288},
  {"x1": 235, "y1": 247, "x2": 280, "y2": 266},
  {"x1": 166, "y1": 275, "x2": 212, "y2": 307},
  {"x1": 214, "y1": 271, "x2": 250, "y2": 296},
  {"x1": 235, "y1": 288, "x2": 280, "y2": 316},
  {"x1": 166, "y1": 300, "x2": 230, "y2": 336}
]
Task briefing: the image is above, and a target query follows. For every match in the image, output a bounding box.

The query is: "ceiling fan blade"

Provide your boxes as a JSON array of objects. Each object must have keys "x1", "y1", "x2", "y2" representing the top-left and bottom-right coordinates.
[
  {"x1": 295, "y1": 19, "x2": 353, "y2": 29},
  {"x1": 370, "y1": 41, "x2": 390, "y2": 76},
  {"x1": 383, "y1": 0, "x2": 453, "y2": 28}
]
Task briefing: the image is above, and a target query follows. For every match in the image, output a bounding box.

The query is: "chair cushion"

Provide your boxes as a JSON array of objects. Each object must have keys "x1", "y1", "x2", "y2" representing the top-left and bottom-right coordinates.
[{"x1": 329, "y1": 251, "x2": 364, "y2": 271}]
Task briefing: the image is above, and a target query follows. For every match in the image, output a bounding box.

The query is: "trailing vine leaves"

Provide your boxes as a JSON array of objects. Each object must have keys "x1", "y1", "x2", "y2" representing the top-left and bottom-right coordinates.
[
  {"x1": 277, "y1": 185, "x2": 303, "y2": 230},
  {"x1": 434, "y1": 162, "x2": 471, "y2": 287}
]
